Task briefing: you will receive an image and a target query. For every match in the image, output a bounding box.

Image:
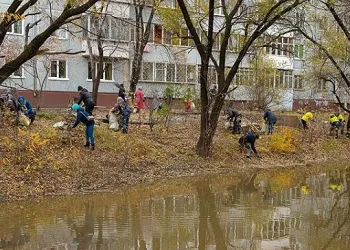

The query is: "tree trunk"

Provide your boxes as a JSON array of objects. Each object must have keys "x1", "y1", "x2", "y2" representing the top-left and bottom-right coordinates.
[
  {"x1": 196, "y1": 62, "x2": 211, "y2": 157},
  {"x1": 130, "y1": 54, "x2": 142, "y2": 93},
  {"x1": 129, "y1": 1, "x2": 154, "y2": 93},
  {"x1": 92, "y1": 33, "x2": 104, "y2": 104},
  {"x1": 197, "y1": 180, "x2": 208, "y2": 250},
  {"x1": 92, "y1": 78, "x2": 101, "y2": 104}
]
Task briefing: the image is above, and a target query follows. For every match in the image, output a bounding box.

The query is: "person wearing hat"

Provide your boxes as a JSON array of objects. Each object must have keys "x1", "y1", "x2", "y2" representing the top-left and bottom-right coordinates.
[
  {"x1": 135, "y1": 86, "x2": 146, "y2": 111},
  {"x1": 118, "y1": 83, "x2": 126, "y2": 101},
  {"x1": 71, "y1": 103, "x2": 95, "y2": 150},
  {"x1": 76, "y1": 86, "x2": 95, "y2": 115},
  {"x1": 226, "y1": 108, "x2": 242, "y2": 134},
  {"x1": 263, "y1": 109, "x2": 277, "y2": 134},
  {"x1": 111, "y1": 97, "x2": 132, "y2": 133},
  {"x1": 17, "y1": 96, "x2": 36, "y2": 124}
]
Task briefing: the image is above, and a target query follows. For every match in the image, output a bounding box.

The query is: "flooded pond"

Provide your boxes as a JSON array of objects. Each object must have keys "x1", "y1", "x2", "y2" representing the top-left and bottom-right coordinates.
[{"x1": 0, "y1": 167, "x2": 349, "y2": 250}]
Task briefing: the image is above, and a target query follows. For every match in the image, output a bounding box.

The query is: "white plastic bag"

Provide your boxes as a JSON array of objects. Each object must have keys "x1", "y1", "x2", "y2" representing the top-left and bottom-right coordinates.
[
  {"x1": 108, "y1": 111, "x2": 119, "y2": 130},
  {"x1": 19, "y1": 113, "x2": 30, "y2": 127},
  {"x1": 53, "y1": 121, "x2": 67, "y2": 128}
]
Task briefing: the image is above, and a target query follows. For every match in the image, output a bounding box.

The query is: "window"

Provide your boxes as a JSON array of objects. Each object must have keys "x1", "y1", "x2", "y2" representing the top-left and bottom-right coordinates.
[
  {"x1": 142, "y1": 62, "x2": 154, "y2": 81},
  {"x1": 283, "y1": 70, "x2": 293, "y2": 89},
  {"x1": 88, "y1": 62, "x2": 113, "y2": 81},
  {"x1": 318, "y1": 79, "x2": 327, "y2": 90},
  {"x1": 50, "y1": 60, "x2": 67, "y2": 79},
  {"x1": 214, "y1": 0, "x2": 223, "y2": 15},
  {"x1": 88, "y1": 15, "x2": 130, "y2": 40},
  {"x1": 154, "y1": 24, "x2": 163, "y2": 44},
  {"x1": 142, "y1": 63, "x2": 197, "y2": 83},
  {"x1": 148, "y1": 24, "x2": 154, "y2": 43},
  {"x1": 229, "y1": 34, "x2": 244, "y2": 52},
  {"x1": 187, "y1": 65, "x2": 196, "y2": 82},
  {"x1": 208, "y1": 67, "x2": 217, "y2": 85},
  {"x1": 11, "y1": 66, "x2": 24, "y2": 78},
  {"x1": 177, "y1": 65, "x2": 186, "y2": 82},
  {"x1": 233, "y1": 68, "x2": 253, "y2": 86},
  {"x1": 171, "y1": 29, "x2": 180, "y2": 45},
  {"x1": 164, "y1": 29, "x2": 172, "y2": 44},
  {"x1": 166, "y1": 64, "x2": 175, "y2": 82},
  {"x1": 155, "y1": 63, "x2": 165, "y2": 81},
  {"x1": 266, "y1": 70, "x2": 293, "y2": 88},
  {"x1": 8, "y1": 20, "x2": 23, "y2": 35},
  {"x1": 111, "y1": 19, "x2": 129, "y2": 41},
  {"x1": 294, "y1": 44, "x2": 304, "y2": 59},
  {"x1": 180, "y1": 28, "x2": 189, "y2": 46},
  {"x1": 213, "y1": 32, "x2": 220, "y2": 50},
  {"x1": 163, "y1": 0, "x2": 177, "y2": 8},
  {"x1": 294, "y1": 75, "x2": 303, "y2": 89},
  {"x1": 266, "y1": 37, "x2": 293, "y2": 56}
]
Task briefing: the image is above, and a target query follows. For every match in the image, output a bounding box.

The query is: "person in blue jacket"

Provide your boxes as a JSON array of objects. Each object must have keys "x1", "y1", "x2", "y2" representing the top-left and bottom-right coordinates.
[
  {"x1": 238, "y1": 132, "x2": 261, "y2": 159},
  {"x1": 71, "y1": 103, "x2": 95, "y2": 150},
  {"x1": 17, "y1": 96, "x2": 36, "y2": 124},
  {"x1": 263, "y1": 109, "x2": 277, "y2": 134}
]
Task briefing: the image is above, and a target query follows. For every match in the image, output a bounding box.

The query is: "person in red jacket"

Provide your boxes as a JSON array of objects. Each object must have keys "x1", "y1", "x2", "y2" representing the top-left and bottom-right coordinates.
[{"x1": 135, "y1": 86, "x2": 146, "y2": 124}]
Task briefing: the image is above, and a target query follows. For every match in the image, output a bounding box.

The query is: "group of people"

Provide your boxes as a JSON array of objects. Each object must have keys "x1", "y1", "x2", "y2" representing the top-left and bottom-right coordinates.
[
  {"x1": 226, "y1": 108, "x2": 277, "y2": 135},
  {"x1": 0, "y1": 89, "x2": 37, "y2": 124},
  {"x1": 69, "y1": 85, "x2": 147, "y2": 150},
  {"x1": 228, "y1": 107, "x2": 347, "y2": 159},
  {"x1": 226, "y1": 107, "x2": 277, "y2": 159}
]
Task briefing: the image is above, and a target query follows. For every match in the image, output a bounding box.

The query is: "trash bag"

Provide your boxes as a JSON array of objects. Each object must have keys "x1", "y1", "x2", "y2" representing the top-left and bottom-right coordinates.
[
  {"x1": 260, "y1": 122, "x2": 267, "y2": 133},
  {"x1": 18, "y1": 113, "x2": 30, "y2": 127},
  {"x1": 108, "y1": 111, "x2": 119, "y2": 130},
  {"x1": 53, "y1": 121, "x2": 68, "y2": 129}
]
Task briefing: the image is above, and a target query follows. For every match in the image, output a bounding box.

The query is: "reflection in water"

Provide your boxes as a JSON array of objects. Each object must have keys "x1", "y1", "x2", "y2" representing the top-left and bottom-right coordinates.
[{"x1": 0, "y1": 167, "x2": 350, "y2": 249}]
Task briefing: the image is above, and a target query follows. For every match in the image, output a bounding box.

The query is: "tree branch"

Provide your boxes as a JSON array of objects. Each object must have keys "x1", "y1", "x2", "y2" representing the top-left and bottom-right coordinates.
[{"x1": 36, "y1": 49, "x2": 86, "y2": 55}]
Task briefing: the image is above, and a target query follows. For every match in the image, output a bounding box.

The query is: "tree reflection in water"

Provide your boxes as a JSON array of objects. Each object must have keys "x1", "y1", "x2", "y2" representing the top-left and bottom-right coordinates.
[
  {"x1": 71, "y1": 203, "x2": 95, "y2": 249},
  {"x1": 319, "y1": 168, "x2": 350, "y2": 250},
  {"x1": 2, "y1": 168, "x2": 350, "y2": 249},
  {"x1": 197, "y1": 178, "x2": 227, "y2": 250}
]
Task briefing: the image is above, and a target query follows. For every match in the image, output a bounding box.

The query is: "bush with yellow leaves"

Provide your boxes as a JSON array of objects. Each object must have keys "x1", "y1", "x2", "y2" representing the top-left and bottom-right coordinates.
[
  {"x1": 269, "y1": 126, "x2": 297, "y2": 153},
  {"x1": 1, "y1": 127, "x2": 60, "y2": 172}
]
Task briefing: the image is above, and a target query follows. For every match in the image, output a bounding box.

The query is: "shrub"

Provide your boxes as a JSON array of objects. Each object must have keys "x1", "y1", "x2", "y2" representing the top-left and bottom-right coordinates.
[
  {"x1": 269, "y1": 127, "x2": 296, "y2": 153},
  {"x1": 2, "y1": 127, "x2": 60, "y2": 172}
]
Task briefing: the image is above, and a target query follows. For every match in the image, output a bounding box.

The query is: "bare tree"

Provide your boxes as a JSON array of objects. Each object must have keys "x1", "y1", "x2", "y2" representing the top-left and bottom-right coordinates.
[
  {"x1": 246, "y1": 52, "x2": 283, "y2": 110},
  {"x1": 176, "y1": 0, "x2": 304, "y2": 157},
  {"x1": 129, "y1": 0, "x2": 156, "y2": 94},
  {"x1": 287, "y1": 0, "x2": 350, "y2": 130},
  {"x1": 0, "y1": 0, "x2": 102, "y2": 87}
]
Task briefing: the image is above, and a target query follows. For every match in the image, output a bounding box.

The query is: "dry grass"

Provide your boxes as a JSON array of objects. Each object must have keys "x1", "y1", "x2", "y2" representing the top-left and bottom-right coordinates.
[{"x1": 0, "y1": 111, "x2": 350, "y2": 201}]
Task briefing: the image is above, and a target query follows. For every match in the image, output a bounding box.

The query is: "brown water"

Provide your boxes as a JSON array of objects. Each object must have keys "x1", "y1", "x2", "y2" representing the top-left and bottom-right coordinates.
[{"x1": 0, "y1": 167, "x2": 349, "y2": 250}]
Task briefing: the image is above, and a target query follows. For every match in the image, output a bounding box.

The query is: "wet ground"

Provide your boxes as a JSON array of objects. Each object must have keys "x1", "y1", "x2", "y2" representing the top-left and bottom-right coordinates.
[{"x1": 0, "y1": 166, "x2": 349, "y2": 250}]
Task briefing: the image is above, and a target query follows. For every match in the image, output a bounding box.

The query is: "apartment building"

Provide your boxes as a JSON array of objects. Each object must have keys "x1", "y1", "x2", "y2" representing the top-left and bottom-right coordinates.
[{"x1": 0, "y1": 0, "x2": 340, "y2": 110}]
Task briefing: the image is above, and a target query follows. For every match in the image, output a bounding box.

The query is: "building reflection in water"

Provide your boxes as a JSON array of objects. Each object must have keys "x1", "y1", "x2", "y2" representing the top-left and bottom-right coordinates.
[{"x1": 0, "y1": 168, "x2": 349, "y2": 250}]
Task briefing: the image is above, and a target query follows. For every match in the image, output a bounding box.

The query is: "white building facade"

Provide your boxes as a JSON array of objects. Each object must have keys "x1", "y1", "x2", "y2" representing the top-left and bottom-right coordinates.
[{"x1": 0, "y1": 0, "x2": 341, "y2": 110}]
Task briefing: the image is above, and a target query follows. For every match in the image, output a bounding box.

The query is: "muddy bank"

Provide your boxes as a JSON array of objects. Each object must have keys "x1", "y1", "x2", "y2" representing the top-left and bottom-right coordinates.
[{"x1": 0, "y1": 112, "x2": 349, "y2": 202}]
